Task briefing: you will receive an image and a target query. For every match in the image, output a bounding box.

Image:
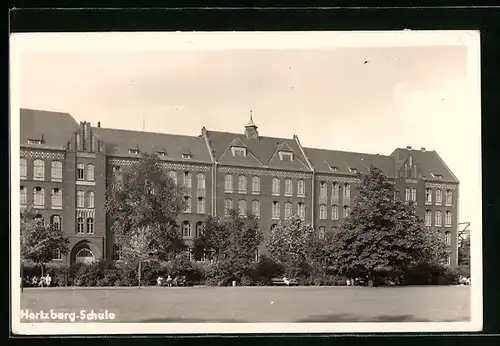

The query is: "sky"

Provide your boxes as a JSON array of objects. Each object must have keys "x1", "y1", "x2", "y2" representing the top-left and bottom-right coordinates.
[{"x1": 11, "y1": 31, "x2": 482, "y2": 234}]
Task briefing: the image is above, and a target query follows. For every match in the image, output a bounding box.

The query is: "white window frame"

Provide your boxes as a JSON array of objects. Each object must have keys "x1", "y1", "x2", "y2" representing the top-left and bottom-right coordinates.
[
  {"x1": 343, "y1": 206, "x2": 350, "y2": 217},
  {"x1": 197, "y1": 197, "x2": 205, "y2": 214},
  {"x1": 435, "y1": 211, "x2": 442, "y2": 226},
  {"x1": 20, "y1": 186, "x2": 27, "y2": 205},
  {"x1": 86, "y1": 164, "x2": 95, "y2": 181},
  {"x1": 183, "y1": 171, "x2": 192, "y2": 188},
  {"x1": 182, "y1": 221, "x2": 191, "y2": 238},
  {"x1": 425, "y1": 188, "x2": 432, "y2": 204},
  {"x1": 319, "y1": 204, "x2": 327, "y2": 220},
  {"x1": 231, "y1": 146, "x2": 247, "y2": 157},
  {"x1": 445, "y1": 190, "x2": 453, "y2": 206},
  {"x1": 225, "y1": 174, "x2": 233, "y2": 192},
  {"x1": 33, "y1": 187, "x2": 45, "y2": 208},
  {"x1": 87, "y1": 218, "x2": 94, "y2": 234},
  {"x1": 318, "y1": 226, "x2": 326, "y2": 240},
  {"x1": 445, "y1": 211, "x2": 452, "y2": 227},
  {"x1": 239, "y1": 199, "x2": 247, "y2": 217},
  {"x1": 284, "y1": 202, "x2": 292, "y2": 218},
  {"x1": 252, "y1": 200, "x2": 260, "y2": 218},
  {"x1": 445, "y1": 231, "x2": 451, "y2": 246},
  {"x1": 332, "y1": 205, "x2": 339, "y2": 220},
  {"x1": 272, "y1": 201, "x2": 280, "y2": 219},
  {"x1": 33, "y1": 159, "x2": 45, "y2": 181},
  {"x1": 77, "y1": 190, "x2": 85, "y2": 208},
  {"x1": 272, "y1": 177, "x2": 280, "y2": 196},
  {"x1": 50, "y1": 161, "x2": 63, "y2": 181},
  {"x1": 184, "y1": 196, "x2": 192, "y2": 213},
  {"x1": 238, "y1": 175, "x2": 247, "y2": 193},
  {"x1": 77, "y1": 218, "x2": 85, "y2": 234},
  {"x1": 297, "y1": 179, "x2": 305, "y2": 197},
  {"x1": 197, "y1": 173, "x2": 206, "y2": 189},
  {"x1": 285, "y1": 178, "x2": 293, "y2": 196},
  {"x1": 20, "y1": 158, "x2": 27, "y2": 179},
  {"x1": 252, "y1": 176, "x2": 260, "y2": 194},
  {"x1": 425, "y1": 210, "x2": 432, "y2": 226},
  {"x1": 344, "y1": 184, "x2": 351, "y2": 198},
  {"x1": 435, "y1": 189, "x2": 443, "y2": 205},
  {"x1": 278, "y1": 151, "x2": 293, "y2": 161},
  {"x1": 51, "y1": 188, "x2": 62, "y2": 208},
  {"x1": 77, "y1": 163, "x2": 85, "y2": 181},
  {"x1": 297, "y1": 202, "x2": 305, "y2": 220},
  {"x1": 86, "y1": 191, "x2": 95, "y2": 208},
  {"x1": 169, "y1": 170, "x2": 177, "y2": 185},
  {"x1": 225, "y1": 198, "x2": 233, "y2": 217}
]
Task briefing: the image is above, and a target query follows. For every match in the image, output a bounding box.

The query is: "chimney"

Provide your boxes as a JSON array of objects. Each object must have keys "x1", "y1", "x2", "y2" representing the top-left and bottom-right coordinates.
[
  {"x1": 97, "y1": 121, "x2": 101, "y2": 128},
  {"x1": 406, "y1": 145, "x2": 412, "y2": 150},
  {"x1": 421, "y1": 147, "x2": 426, "y2": 152}
]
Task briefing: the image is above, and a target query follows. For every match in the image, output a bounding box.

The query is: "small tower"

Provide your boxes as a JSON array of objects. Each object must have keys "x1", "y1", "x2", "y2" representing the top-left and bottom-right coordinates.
[{"x1": 244, "y1": 111, "x2": 259, "y2": 140}]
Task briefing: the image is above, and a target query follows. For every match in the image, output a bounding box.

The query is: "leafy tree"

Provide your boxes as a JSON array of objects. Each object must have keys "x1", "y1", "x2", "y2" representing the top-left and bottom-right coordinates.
[
  {"x1": 20, "y1": 207, "x2": 70, "y2": 278},
  {"x1": 106, "y1": 153, "x2": 187, "y2": 265},
  {"x1": 458, "y1": 236, "x2": 470, "y2": 266}
]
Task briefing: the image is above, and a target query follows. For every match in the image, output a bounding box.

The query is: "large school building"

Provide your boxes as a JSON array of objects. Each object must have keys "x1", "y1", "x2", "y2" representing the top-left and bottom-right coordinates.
[{"x1": 19, "y1": 108, "x2": 460, "y2": 266}]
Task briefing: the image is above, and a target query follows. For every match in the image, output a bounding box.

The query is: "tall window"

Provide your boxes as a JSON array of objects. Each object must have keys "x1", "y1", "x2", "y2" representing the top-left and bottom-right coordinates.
[
  {"x1": 76, "y1": 191, "x2": 85, "y2": 208},
  {"x1": 425, "y1": 188, "x2": 432, "y2": 203},
  {"x1": 405, "y1": 188, "x2": 410, "y2": 201},
  {"x1": 169, "y1": 170, "x2": 177, "y2": 185},
  {"x1": 77, "y1": 163, "x2": 84, "y2": 180},
  {"x1": 297, "y1": 202, "x2": 305, "y2": 220},
  {"x1": 285, "y1": 178, "x2": 293, "y2": 196},
  {"x1": 332, "y1": 205, "x2": 339, "y2": 220},
  {"x1": 113, "y1": 166, "x2": 123, "y2": 183},
  {"x1": 51, "y1": 188, "x2": 62, "y2": 208},
  {"x1": 284, "y1": 201, "x2": 292, "y2": 218},
  {"x1": 445, "y1": 231, "x2": 451, "y2": 246},
  {"x1": 197, "y1": 173, "x2": 205, "y2": 189},
  {"x1": 332, "y1": 183, "x2": 339, "y2": 199},
  {"x1": 445, "y1": 211, "x2": 452, "y2": 226},
  {"x1": 272, "y1": 177, "x2": 280, "y2": 195},
  {"x1": 33, "y1": 159, "x2": 45, "y2": 180},
  {"x1": 197, "y1": 197, "x2": 205, "y2": 214},
  {"x1": 411, "y1": 188, "x2": 417, "y2": 202},
  {"x1": 238, "y1": 175, "x2": 247, "y2": 193},
  {"x1": 51, "y1": 161, "x2": 63, "y2": 181},
  {"x1": 53, "y1": 248, "x2": 62, "y2": 261},
  {"x1": 195, "y1": 222, "x2": 204, "y2": 238},
  {"x1": 86, "y1": 191, "x2": 95, "y2": 208},
  {"x1": 252, "y1": 200, "x2": 260, "y2": 218},
  {"x1": 184, "y1": 196, "x2": 192, "y2": 213},
  {"x1": 318, "y1": 226, "x2": 326, "y2": 240},
  {"x1": 297, "y1": 179, "x2": 305, "y2": 196},
  {"x1": 436, "y1": 189, "x2": 442, "y2": 205},
  {"x1": 446, "y1": 190, "x2": 453, "y2": 205},
  {"x1": 183, "y1": 171, "x2": 192, "y2": 188},
  {"x1": 319, "y1": 204, "x2": 327, "y2": 219},
  {"x1": 343, "y1": 205, "x2": 350, "y2": 217},
  {"x1": 87, "y1": 218, "x2": 94, "y2": 234},
  {"x1": 77, "y1": 218, "x2": 84, "y2": 234},
  {"x1": 33, "y1": 187, "x2": 44, "y2": 207},
  {"x1": 225, "y1": 174, "x2": 233, "y2": 192},
  {"x1": 435, "y1": 210, "x2": 442, "y2": 226},
  {"x1": 425, "y1": 210, "x2": 432, "y2": 226},
  {"x1": 86, "y1": 164, "x2": 95, "y2": 181},
  {"x1": 20, "y1": 158, "x2": 27, "y2": 179},
  {"x1": 319, "y1": 181, "x2": 327, "y2": 197},
  {"x1": 51, "y1": 215, "x2": 62, "y2": 231},
  {"x1": 252, "y1": 176, "x2": 260, "y2": 193},
  {"x1": 182, "y1": 221, "x2": 191, "y2": 237},
  {"x1": 20, "y1": 186, "x2": 27, "y2": 205},
  {"x1": 239, "y1": 199, "x2": 247, "y2": 216},
  {"x1": 272, "y1": 201, "x2": 280, "y2": 219},
  {"x1": 225, "y1": 198, "x2": 233, "y2": 216},
  {"x1": 344, "y1": 184, "x2": 351, "y2": 198}
]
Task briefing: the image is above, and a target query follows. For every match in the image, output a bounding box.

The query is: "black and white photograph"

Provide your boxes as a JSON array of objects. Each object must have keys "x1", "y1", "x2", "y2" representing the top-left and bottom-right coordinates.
[{"x1": 10, "y1": 31, "x2": 482, "y2": 334}]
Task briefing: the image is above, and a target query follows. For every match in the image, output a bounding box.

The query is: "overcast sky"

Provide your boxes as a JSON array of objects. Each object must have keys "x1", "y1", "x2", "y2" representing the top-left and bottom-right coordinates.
[{"x1": 11, "y1": 32, "x2": 481, "y2": 234}]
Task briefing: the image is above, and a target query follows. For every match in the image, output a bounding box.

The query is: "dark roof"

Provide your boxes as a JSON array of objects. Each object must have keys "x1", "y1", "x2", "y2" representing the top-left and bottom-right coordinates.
[
  {"x1": 390, "y1": 148, "x2": 459, "y2": 183},
  {"x1": 92, "y1": 127, "x2": 212, "y2": 163},
  {"x1": 205, "y1": 130, "x2": 311, "y2": 171},
  {"x1": 20, "y1": 108, "x2": 79, "y2": 149},
  {"x1": 304, "y1": 147, "x2": 396, "y2": 177}
]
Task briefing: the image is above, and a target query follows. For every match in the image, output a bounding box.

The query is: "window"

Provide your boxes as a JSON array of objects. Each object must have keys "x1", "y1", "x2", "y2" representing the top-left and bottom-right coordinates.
[
  {"x1": 239, "y1": 200, "x2": 247, "y2": 216},
  {"x1": 87, "y1": 191, "x2": 95, "y2": 208},
  {"x1": 252, "y1": 176, "x2": 260, "y2": 193},
  {"x1": 285, "y1": 178, "x2": 293, "y2": 196},
  {"x1": 129, "y1": 149, "x2": 139, "y2": 155},
  {"x1": 113, "y1": 166, "x2": 123, "y2": 183},
  {"x1": 279, "y1": 151, "x2": 294, "y2": 161},
  {"x1": 344, "y1": 184, "x2": 351, "y2": 198},
  {"x1": 197, "y1": 173, "x2": 205, "y2": 189},
  {"x1": 425, "y1": 210, "x2": 432, "y2": 226},
  {"x1": 86, "y1": 164, "x2": 95, "y2": 181},
  {"x1": 405, "y1": 188, "x2": 410, "y2": 201},
  {"x1": 350, "y1": 168, "x2": 358, "y2": 173},
  {"x1": 436, "y1": 189, "x2": 442, "y2": 205},
  {"x1": 182, "y1": 221, "x2": 191, "y2": 237},
  {"x1": 329, "y1": 165, "x2": 338, "y2": 172},
  {"x1": 225, "y1": 174, "x2": 233, "y2": 192},
  {"x1": 113, "y1": 244, "x2": 122, "y2": 261},
  {"x1": 425, "y1": 188, "x2": 432, "y2": 204},
  {"x1": 445, "y1": 231, "x2": 451, "y2": 246},
  {"x1": 76, "y1": 191, "x2": 85, "y2": 208},
  {"x1": 20, "y1": 158, "x2": 27, "y2": 179},
  {"x1": 195, "y1": 222, "x2": 204, "y2": 238},
  {"x1": 182, "y1": 153, "x2": 192, "y2": 159},
  {"x1": 183, "y1": 171, "x2": 192, "y2": 188},
  {"x1": 319, "y1": 204, "x2": 327, "y2": 219},
  {"x1": 33, "y1": 159, "x2": 45, "y2": 180},
  {"x1": 51, "y1": 161, "x2": 63, "y2": 181},
  {"x1": 272, "y1": 177, "x2": 280, "y2": 195},
  {"x1": 238, "y1": 175, "x2": 247, "y2": 193},
  {"x1": 297, "y1": 179, "x2": 305, "y2": 196},
  {"x1": 184, "y1": 196, "x2": 192, "y2": 213},
  {"x1": 332, "y1": 183, "x2": 339, "y2": 198},
  {"x1": 272, "y1": 201, "x2": 280, "y2": 219},
  {"x1": 254, "y1": 248, "x2": 260, "y2": 262},
  {"x1": 20, "y1": 186, "x2": 27, "y2": 205},
  {"x1": 318, "y1": 226, "x2": 326, "y2": 240},
  {"x1": 53, "y1": 248, "x2": 62, "y2": 261},
  {"x1": 432, "y1": 173, "x2": 443, "y2": 179},
  {"x1": 446, "y1": 190, "x2": 453, "y2": 205},
  {"x1": 51, "y1": 188, "x2": 62, "y2": 208},
  {"x1": 446, "y1": 254, "x2": 451, "y2": 266},
  {"x1": 284, "y1": 202, "x2": 292, "y2": 218},
  {"x1": 297, "y1": 202, "x2": 305, "y2": 220},
  {"x1": 435, "y1": 211, "x2": 442, "y2": 226},
  {"x1": 51, "y1": 215, "x2": 62, "y2": 231},
  {"x1": 225, "y1": 199, "x2": 233, "y2": 216},
  {"x1": 77, "y1": 218, "x2": 85, "y2": 234},
  {"x1": 232, "y1": 147, "x2": 246, "y2": 156},
  {"x1": 332, "y1": 205, "x2": 339, "y2": 220},
  {"x1": 319, "y1": 181, "x2": 327, "y2": 198},
  {"x1": 28, "y1": 139, "x2": 42, "y2": 145},
  {"x1": 87, "y1": 218, "x2": 94, "y2": 234},
  {"x1": 169, "y1": 170, "x2": 177, "y2": 185},
  {"x1": 197, "y1": 197, "x2": 205, "y2": 214},
  {"x1": 33, "y1": 187, "x2": 44, "y2": 207},
  {"x1": 411, "y1": 188, "x2": 417, "y2": 202},
  {"x1": 445, "y1": 211, "x2": 452, "y2": 226},
  {"x1": 156, "y1": 151, "x2": 166, "y2": 157},
  {"x1": 77, "y1": 163, "x2": 84, "y2": 180},
  {"x1": 34, "y1": 214, "x2": 44, "y2": 224},
  {"x1": 343, "y1": 206, "x2": 350, "y2": 217},
  {"x1": 252, "y1": 200, "x2": 260, "y2": 218}
]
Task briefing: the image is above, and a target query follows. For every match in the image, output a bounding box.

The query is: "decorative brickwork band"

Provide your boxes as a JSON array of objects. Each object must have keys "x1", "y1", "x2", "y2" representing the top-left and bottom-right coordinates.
[
  {"x1": 76, "y1": 208, "x2": 95, "y2": 219},
  {"x1": 20, "y1": 149, "x2": 65, "y2": 160},
  {"x1": 219, "y1": 166, "x2": 312, "y2": 179},
  {"x1": 108, "y1": 158, "x2": 211, "y2": 172},
  {"x1": 316, "y1": 175, "x2": 360, "y2": 184},
  {"x1": 424, "y1": 183, "x2": 458, "y2": 190}
]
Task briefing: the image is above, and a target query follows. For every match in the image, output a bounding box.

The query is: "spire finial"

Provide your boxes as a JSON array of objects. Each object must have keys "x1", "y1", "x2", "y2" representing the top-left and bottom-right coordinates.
[{"x1": 245, "y1": 111, "x2": 256, "y2": 128}]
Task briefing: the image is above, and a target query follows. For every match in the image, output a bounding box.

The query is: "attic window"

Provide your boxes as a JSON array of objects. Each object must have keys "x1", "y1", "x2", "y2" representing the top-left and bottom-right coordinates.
[
  {"x1": 28, "y1": 139, "x2": 42, "y2": 145},
  {"x1": 156, "y1": 151, "x2": 166, "y2": 157},
  {"x1": 182, "y1": 153, "x2": 192, "y2": 159},
  {"x1": 329, "y1": 165, "x2": 338, "y2": 172},
  {"x1": 279, "y1": 151, "x2": 294, "y2": 162},
  {"x1": 431, "y1": 173, "x2": 443, "y2": 179},
  {"x1": 232, "y1": 147, "x2": 247, "y2": 157},
  {"x1": 129, "y1": 149, "x2": 139, "y2": 155},
  {"x1": 350, "y1": 168, "x2": 358, "y2": 173}
]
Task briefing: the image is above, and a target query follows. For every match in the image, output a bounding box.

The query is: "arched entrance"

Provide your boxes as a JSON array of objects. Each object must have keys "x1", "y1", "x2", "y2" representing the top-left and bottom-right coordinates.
[
  {"x1": 70, "y1": 240, "x2": 101, "y2": 265},
  {"x1": 75, "y1": 248, "x2": 95, "y2": 265}
]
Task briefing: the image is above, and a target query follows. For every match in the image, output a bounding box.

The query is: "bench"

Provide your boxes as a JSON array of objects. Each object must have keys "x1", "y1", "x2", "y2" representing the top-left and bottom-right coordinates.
[{"x1": 271, "y1": 278, "x2": 298, "y2": 286}]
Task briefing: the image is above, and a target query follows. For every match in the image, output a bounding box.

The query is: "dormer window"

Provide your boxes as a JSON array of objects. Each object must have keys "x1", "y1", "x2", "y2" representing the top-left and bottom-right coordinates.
[
  {"x1": 279, "y1": 151, "x2": 294, "y2": 162},
  {"x1": 129, "y1": 149, "x2": 139, "y2": 155},
  {"x1": 28, "y1": 139, "x2": 42, "y2": 145},
  {"x1": 182, "y1": 153, "x2": 192, "y2": 159},
  {"x1": 232, "y1": 147, "x2": 247, "y2": 157},
  {"x1": 350, "y1": 168, "x2": 358, "y2": 173},
  {"x1": 431, "y1": 173, "x2": 443, "y2": 179},
  {"x1": 156, "y1": 151, "x2": 166, "y2": 157},
  {"x1": 329, "y1": 165, "x2": 338, "y2": 172}
]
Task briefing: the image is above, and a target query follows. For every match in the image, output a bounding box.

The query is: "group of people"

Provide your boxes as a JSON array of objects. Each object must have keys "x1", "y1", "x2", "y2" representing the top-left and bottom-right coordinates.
[
  {"x1": 156, "y1": 275, "x2": 187, "y2": 287},
  {"x1": 459, "y1": 276, "x2": 471, "y2": 285},
  {"x1": 23, "y1": 274, "x2": 52, "y2": 287}
]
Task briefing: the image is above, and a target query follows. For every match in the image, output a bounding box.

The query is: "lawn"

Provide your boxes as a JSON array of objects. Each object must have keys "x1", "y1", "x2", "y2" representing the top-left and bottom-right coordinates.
[{"x1": 20, "y1": 285, "x2": 470, "y2": 323}]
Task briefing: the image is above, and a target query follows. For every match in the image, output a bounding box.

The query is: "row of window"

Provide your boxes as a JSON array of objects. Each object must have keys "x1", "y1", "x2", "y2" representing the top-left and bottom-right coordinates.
[
  {"x1": 181, "y1": 221, "x2": 204, "y2": 238},
  {"x1": 318, "y1": 204, "x2": 350, "y2": 220},
  {"x1": 425, "y1": 188, "x2": 453, "y2": 205},
  {"x1": 425, "y1": 210, "x2": 453, "y2": 227},
  {"x1": 225, "y1": 175, "x2": 307, "y2": 197},
  {"x1": 20, "y1": 186, "x2": 95, "y2": 209},
  {"x1": 32, "y1": 214, "x2": 95, "y2": 235},
  {"x1": 20, "y1": 158, "x2": 95, "y2": 182},
  {"x1": 183, "y1": 196, "x2": 206, "y2": 214},
  {"x1": 318, "y1": 182, "x2": 351, "y2": 199},
  {"x1": 113, "y1": 167, "x2": 207, "y2": 190}
]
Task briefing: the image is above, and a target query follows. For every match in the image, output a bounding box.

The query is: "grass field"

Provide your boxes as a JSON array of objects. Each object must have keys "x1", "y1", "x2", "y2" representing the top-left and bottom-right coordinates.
[{"x1": 20, "y1": 285, "x2": 470, "y2": 323}]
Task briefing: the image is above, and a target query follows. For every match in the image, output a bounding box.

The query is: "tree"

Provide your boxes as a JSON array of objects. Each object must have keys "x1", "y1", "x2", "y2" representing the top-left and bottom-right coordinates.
[
  {"x1": 20, "y1": 207, "x2": 70, "y2": 278},
  {"x1": 118, "y1": 226, "x2": 153, "y2": 288},
  {"x1": 458, "y1": 236, "x2": 470, "y2": 266},
  {"x1": 329, "y1": 165, "x2": 448, "y2": 285},
  {"x1": 106, "y1": 153, "x2": 187, "y2": 265}
]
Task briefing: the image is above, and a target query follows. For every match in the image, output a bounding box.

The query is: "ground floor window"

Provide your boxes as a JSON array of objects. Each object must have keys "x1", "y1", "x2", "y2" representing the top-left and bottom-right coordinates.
[{"x1": 75, "y1": 248, "x2": 95, "y2": 265}]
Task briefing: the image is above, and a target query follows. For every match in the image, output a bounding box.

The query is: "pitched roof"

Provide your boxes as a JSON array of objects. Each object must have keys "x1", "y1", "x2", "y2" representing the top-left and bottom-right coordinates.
[
  {"x1": 304, "y1": 147, "x2": 396, "y2": 177},
  {"x1": 390, "y1": 148, "x2": 459, "y2": 183},
  {"x1": 205, "y1": 130, "x2": 311, "y2": 171},
  {"x1": 92, "y1": 127, "x2": 212, "y2": 163},
  {"x1": 20, "y1": 108, "x2": 79, "y2": 149}
]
